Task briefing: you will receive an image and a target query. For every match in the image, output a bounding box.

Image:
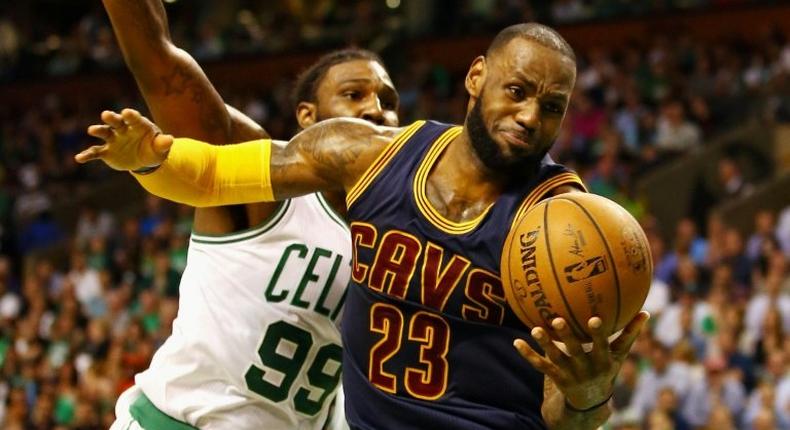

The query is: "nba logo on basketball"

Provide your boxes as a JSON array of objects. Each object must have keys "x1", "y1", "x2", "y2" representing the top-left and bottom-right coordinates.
[{"x1": 563, "y1": 256, "x2": 607, "y2": 283}]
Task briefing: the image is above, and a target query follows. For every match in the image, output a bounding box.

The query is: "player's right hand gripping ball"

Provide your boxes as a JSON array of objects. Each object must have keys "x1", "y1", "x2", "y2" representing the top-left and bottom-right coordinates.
[{"x1": 501, "y1": 193, "x2": 652, "y2": 341}]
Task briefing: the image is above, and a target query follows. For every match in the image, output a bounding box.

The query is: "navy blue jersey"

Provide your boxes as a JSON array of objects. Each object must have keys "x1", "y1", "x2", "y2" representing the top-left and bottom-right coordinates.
[{"x1": 342, "y1": 120, "x2": 585, "y2": 430}]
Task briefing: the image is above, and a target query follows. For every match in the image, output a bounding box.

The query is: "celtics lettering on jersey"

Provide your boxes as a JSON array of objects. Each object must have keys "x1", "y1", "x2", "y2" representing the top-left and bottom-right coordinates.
[
  {"x1": 265, "y1": 243, "x2": 346, "y2": 319},
  {"x1": 245, "y1": 243, "x2": 347, "y2": 415},
  {"x1": 351, "y1": 223, "x2": 506, "y2": 400}
]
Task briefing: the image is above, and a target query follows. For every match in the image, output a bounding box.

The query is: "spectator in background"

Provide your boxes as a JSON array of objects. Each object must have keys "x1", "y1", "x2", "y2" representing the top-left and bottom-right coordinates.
[
  {"x1": 752, "y1": 408, "x2": 779, "y2": 430},
  {"x1": 608, "y1": 408, "x2": 641, "y2": 430},
  {"x1": 747, "y1": 210, "x2": 777, "y2": 261},
  {"x1": 33, "y1": 259, "x2": 63, "y2": 298},
  {"x1": 651, "y1": 387, "x2": 691, "y2": 430},
  {"x1": 138, "y1": 251, "x2": 179, "y2": 299},
  {"x1": 613, "y1": 89, "x2": 646, "y2": 155},
  {"x1": 629, "y1": 340, "x2": 693, "y2": 419},
  {"x1": 776, "y1": 206, "x2": 790, "y2": 258},
  {"x1": 0, "y1": 256, "x2": 19, "y2": 321},
  {"x1": 682, "y1": 357, "x2": 747, "y2": 428},
  {"x1": 139, "y1": 196, "x2": 165, "y2": 238},
  {"x1": 752, "y1": 307, "x2": 787, "y2": 366},
  {"x1": 717, "y1": 155, "x2": 754, "y2": 201},
  {"x1": 722, "y1": 227, "x2": 753, "y2": 289},
  {"x1": 643, "y1": 234, "x2": 671, "y2": 317},
  {"x1": 744, "y1": 262, "x2": 790, "y2": 359},
  {"x1": 654, "y1": 100, "x2": 702, "y2": 155},
  {"x1": 67, "y1": 252, "x2": 101, "y2": 314},
  {"x1": 743, "y1": 382, "x2": 780, "y2": 430},
  {"x1": 612, "y1": 354, "x2": 640, "y2": 412},
  {"x1": 676, "y1": 217, "x2": 709, "y2": 265},
  {"x1": 74, "y1": 206, "x2": 114, "y2": 249},
  {"x1": 713, "y1": 329, "x2": 757, "y2": 392}
]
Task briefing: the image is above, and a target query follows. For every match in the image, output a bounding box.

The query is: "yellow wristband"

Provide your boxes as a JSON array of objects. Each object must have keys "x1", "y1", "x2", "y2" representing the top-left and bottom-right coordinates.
[{"x1": 134, "y1": 137, "x2": 274, "y2": 207}]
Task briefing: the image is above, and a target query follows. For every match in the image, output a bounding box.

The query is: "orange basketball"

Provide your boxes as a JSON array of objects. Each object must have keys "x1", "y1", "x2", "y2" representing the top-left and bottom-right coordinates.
[{"x1": 501, "y1": 193, "x2": 652, "y2": 340}]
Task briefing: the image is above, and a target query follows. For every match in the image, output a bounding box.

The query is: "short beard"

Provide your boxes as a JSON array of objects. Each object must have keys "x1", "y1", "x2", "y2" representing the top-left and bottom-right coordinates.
[{"x1": 466, "y1": 98, "x2": 548, "y2": 182}]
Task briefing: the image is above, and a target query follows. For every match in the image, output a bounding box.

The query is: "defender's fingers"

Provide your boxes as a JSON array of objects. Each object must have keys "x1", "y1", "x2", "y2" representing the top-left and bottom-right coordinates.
[
  {"x1": 550, "y1": 318, "x2": 585, "y2": 357},
  {"x1": 75, "y1": 144, "x2": 108, "y2": 163},
  {"x1": 87, "y1": 124, "x2": 114, "y2": 141},
  {"x1": 120, "y1": 108, "x2": 143, "y2": 125},
  {"x1": 610, "y1": 311, "x2": 650, "y2": 357},
  {"x1": 101, "y1": 110, "x2": 126, "y2": 130}
]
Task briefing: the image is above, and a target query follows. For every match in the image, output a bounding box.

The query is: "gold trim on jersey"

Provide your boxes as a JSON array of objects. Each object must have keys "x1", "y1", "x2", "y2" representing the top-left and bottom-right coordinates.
[
  {"x1": 413, "y1": 126, "x2": 490, "y2": 235},
  {"x1": 346, "y1": 121, "x2": 426, "y2": 209},
  {"x1": 508, "y1": 172, "x2": 587, "y2": 231}
]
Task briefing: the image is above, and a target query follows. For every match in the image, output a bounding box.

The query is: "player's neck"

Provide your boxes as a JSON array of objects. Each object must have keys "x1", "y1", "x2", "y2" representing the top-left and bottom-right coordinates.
[{"x1": 424, "y1": 131, "x2": 507, "y2": 222}]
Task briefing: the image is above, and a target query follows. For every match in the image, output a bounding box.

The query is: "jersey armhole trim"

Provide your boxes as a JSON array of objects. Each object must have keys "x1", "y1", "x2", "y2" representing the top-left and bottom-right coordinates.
[
  {"x1": 345, "y1": 120, "x2": 425, "y2": 210},
  {"x1": 315, "y1": 193, "x2": 350, "y2": 233},
  {"x1": 190, "y1": 200, "x2": 291, "y2": 244},
  {"x1": 509, "y1": 173, "x2": 587, "y2": 231}
]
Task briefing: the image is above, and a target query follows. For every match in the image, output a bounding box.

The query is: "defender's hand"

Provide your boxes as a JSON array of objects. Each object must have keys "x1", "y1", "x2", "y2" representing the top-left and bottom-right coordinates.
[
  {"x1": 77, "y1": 108, "x2": 173, "y2": 171},
  {"x1": 514, "y1": 311, "x2": 649, "y2": 411}
]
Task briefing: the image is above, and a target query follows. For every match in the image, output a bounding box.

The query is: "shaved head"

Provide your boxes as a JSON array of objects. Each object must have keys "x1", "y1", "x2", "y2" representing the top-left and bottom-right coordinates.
[{"x1": 486, "y1": 23, "x2": 576, "y2": 64}]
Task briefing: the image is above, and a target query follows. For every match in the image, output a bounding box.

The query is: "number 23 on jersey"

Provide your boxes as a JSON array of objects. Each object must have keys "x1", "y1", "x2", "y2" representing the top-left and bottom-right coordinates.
[{"x1": 369, "y1": 303, "x2": 450, "y2": 400}]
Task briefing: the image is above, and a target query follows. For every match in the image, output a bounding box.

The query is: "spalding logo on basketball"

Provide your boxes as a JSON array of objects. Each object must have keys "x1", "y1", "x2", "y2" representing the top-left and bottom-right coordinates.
[{"x1": 501, "y1": 193, "x2": 652, "y2": 340}]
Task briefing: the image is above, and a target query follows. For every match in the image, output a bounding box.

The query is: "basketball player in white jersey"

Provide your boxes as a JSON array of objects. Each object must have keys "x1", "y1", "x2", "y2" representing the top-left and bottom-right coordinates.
[{"x1": 102, "y1": 1, "x2": 399, "y2": 428}]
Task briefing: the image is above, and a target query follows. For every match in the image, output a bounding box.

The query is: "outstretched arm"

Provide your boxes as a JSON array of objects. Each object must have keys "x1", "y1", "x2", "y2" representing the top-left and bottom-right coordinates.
[
  {"x1": 102, "y1": 0, "x2": 265, "y2": 142},
  {"x1": 77, "y1": 109, "x2": 398, "y2": 206}
]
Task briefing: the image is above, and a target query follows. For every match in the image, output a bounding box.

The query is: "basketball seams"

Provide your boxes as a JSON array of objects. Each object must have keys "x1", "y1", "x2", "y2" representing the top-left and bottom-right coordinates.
[
  {"x1": 542, "y1": 200, "x2": 589, "y2": 340},
  {"x1": 553, "y1": 197, "x2": 623, "y2": 336}
]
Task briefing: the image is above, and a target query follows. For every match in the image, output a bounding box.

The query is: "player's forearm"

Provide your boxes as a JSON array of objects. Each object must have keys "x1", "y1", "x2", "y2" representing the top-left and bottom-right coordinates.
[
  {"x1": 103, "y1": 0, "x2": 171, "y2": 74},
  {"x1": 134, "y1": 138, "x2": 275, "y2": 207},
  {"x1": 541, "y1": 389, "x2": 611, "y2": 430},
  {"x1": 105, "y1": 0, "x2": 234, "y2": 142}
]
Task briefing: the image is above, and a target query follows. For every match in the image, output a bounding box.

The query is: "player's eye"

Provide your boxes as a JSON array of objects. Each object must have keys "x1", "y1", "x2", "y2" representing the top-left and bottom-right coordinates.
[
  {"x1": 507, "y1": 86, "x2": 524, "y2": 100},
  {"x1": 343, "y1": 91, "x2": 362, "y2": 100},
  {"x1": 542, "y1": 102, "x2": 564, "y2": 114},
  {"x1": 381, "y1": 98, "x2": 397, "y2": 110}
]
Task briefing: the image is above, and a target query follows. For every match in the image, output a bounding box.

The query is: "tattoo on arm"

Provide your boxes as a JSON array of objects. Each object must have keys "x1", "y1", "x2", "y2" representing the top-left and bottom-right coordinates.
[
  {"x1": 270, "y1": 118, "x2": 397, "y2": 197},
  {"x1": 156, "y1": 61, "x2": 227, "y2": 139}
]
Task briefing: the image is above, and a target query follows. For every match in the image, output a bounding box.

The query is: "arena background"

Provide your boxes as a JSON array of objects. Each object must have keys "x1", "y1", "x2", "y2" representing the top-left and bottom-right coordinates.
[{"x1": 1, "y1": 0, "x2": 789, "y2": 428}]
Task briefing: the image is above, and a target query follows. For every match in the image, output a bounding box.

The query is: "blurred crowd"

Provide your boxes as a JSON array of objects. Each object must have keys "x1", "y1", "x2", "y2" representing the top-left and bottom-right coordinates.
[
  {"x1": 605, "y1": 206, "x2": 790, "y2": 430},
  {"x1": 1, "y1": 1, "x2": 790, "y2": 429},
  {"x1": 0, "y1": 0, "x2": 773, "y2": 82}
]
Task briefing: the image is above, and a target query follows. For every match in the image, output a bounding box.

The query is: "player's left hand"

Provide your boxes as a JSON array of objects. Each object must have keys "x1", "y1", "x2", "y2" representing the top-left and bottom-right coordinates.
[
  {"x1": 514, "y1": 311, "x2": 649, "y2": 411},
  {"x1": 77, "y1": 108, "x2": 173, "y2": 171}
]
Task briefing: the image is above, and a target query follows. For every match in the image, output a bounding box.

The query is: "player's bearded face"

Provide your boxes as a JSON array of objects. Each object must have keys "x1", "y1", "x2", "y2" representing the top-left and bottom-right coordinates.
[{"x1": 466, "y1": 93, "x2": 549, "y2": 176}]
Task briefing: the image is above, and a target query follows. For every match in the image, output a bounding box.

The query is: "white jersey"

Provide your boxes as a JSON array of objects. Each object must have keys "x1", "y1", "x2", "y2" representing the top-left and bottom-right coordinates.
[{"x1": 135, "y1": 194, "x2": 351, "y2": 430}]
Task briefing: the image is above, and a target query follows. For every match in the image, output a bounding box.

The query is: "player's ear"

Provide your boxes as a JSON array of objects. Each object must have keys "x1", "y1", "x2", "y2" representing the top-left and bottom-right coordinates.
[
  {"x1": 465, "y1": 56, "x2": 486, "y2": 99},
  {"x1": 296, "y1": 102, "x2": 318, "y2": 128}
]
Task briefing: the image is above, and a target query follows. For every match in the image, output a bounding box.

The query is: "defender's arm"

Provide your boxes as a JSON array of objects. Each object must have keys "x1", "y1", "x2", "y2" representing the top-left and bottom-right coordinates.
[{"x1": 103, "y1": 0, "x2": 265, "y2": 142}]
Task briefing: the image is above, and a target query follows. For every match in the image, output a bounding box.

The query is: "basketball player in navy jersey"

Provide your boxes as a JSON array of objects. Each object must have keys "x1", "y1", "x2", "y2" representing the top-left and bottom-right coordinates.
[{"x1": 78, "y1": 23, "x2": 650, "y2": 429}]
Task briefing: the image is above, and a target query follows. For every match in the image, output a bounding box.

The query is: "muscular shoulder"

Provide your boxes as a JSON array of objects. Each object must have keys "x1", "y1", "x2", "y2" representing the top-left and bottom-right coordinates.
[
  {"x1": 280, "y1": 118, "x2": 404, "y2": 192},
  {"x1": 295, "y1": 117, "x2": 400, "y2": 148}
]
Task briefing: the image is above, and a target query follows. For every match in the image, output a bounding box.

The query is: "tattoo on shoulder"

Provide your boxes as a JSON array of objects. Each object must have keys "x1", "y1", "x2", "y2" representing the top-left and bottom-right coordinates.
[{"x1": 308, "y1": 121, "x2": 395, "y2": 172}]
